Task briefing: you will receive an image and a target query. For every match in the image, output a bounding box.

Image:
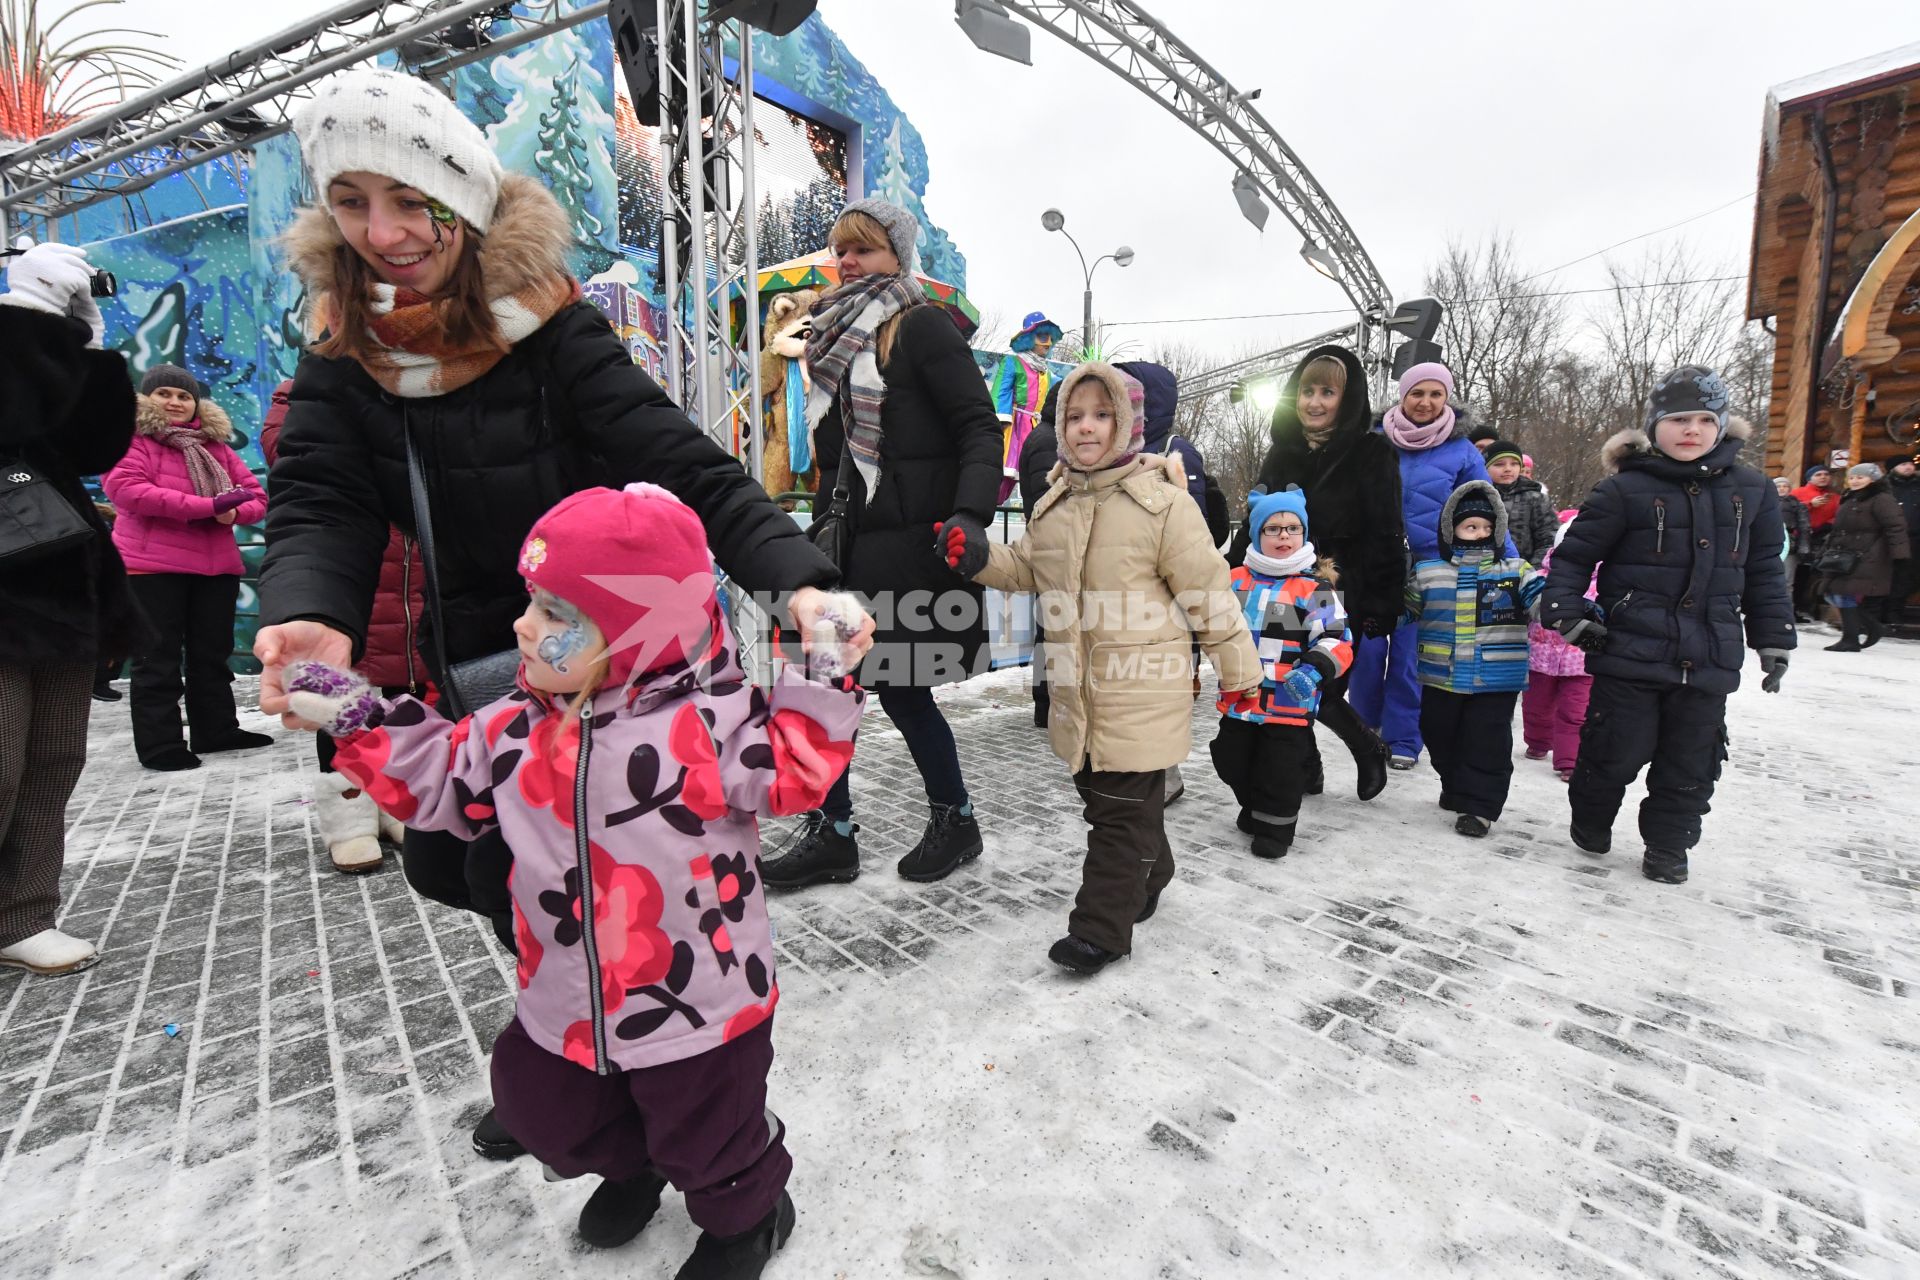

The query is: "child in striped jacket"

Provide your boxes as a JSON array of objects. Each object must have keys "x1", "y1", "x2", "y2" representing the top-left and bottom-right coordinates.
[
  {"x1": 1208, "y1": 488, "x2": 1353, "y2": 859},
  {"x1": 1405, "y1": 481, "x2": 1545, "y2": 838}
]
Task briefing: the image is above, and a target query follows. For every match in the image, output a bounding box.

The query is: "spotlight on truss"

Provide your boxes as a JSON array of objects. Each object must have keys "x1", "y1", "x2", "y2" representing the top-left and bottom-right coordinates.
[
  {"x1": 956, "y1": 0, "x2": 1032, "y2": 65},
  {"x1": 1231, "y1": 171, "x2": 1269, "y2": 231}
]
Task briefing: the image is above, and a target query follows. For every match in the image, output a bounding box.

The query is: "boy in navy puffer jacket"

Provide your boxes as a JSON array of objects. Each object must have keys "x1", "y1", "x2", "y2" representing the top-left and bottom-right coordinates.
[
  {"x1": 1542, "y1": 367, "x2": 1794, "y2": 885},
  {"x1": 1404, "y1": 482, "x2": 1545, "y2": 838},
  {"x1": 1208, "y1": 488, "x2": 1352, "y2": 860}
]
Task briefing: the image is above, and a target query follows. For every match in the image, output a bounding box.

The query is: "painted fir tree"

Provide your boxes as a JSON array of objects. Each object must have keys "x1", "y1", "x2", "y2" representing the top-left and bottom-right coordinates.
[
  {"x1": 536, "y1": 58, "x2": 607, "y2": 244},
  {"x1": 875, "y1": 119, "x2": 917, "y2": 215}
]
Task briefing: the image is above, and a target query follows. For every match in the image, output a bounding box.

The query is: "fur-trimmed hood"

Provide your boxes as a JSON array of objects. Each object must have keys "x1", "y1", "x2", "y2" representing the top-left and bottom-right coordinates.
[
  {"x1": 1050, "y1": 361, "x2": 1146, "y2": 474},
  {"x1": 1602, "y1": 414, "x2": 1753, "y2": 476},
  {"x1": 279, "y1": 172, "x2": 574, "y2": 332},
  {"x1": 135, "y1": 393, "x2": 234, "y2": 443}
]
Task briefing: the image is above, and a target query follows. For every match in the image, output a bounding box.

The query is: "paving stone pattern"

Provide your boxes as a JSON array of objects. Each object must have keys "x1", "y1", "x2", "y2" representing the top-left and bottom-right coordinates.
[{"x1": 2, "y1": 637, "x2": 1917, "y2": 1278}]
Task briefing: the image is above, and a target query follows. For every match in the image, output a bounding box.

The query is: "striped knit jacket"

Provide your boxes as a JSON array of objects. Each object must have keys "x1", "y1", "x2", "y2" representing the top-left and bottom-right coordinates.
[
  {"x1": 1216, "y1": 560, "x2": 1352, "y2": 727},
  {"x1": 1405, "y1": 481, "x2": 1546, "y2": 695}
]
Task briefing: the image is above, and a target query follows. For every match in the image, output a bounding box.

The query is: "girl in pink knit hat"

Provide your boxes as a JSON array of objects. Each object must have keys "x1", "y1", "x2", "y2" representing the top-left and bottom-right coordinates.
[{"x1": 281, "y1": 483, "x2": 867, "y2": 1279}]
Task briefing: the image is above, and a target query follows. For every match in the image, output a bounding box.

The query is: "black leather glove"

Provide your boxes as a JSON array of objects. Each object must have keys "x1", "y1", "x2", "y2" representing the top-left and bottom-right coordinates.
[
  {"x1": 1758, "y1": 649, "x2": 1789, "y2": 693},
  {"x1": 1555, "y1": 617, "x2": 1609, "y2": 654},
  {"x1": 934, "y1": 513, "x2": 988, "y2": 580}
]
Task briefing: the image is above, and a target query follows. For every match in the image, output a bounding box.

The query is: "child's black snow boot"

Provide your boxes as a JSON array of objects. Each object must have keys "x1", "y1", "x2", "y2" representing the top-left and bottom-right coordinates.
[
  {"x1": 896, "y1": 802, "x2": 983, "y2": 882},
  {"x1": 1354, "y1": 740, "x2": 1389, "y2": 801},
  {"x1": 471, "y1": 1107, "x2": 526, "y2": 1160},
  {"x1": 1455, "y1": 814, "x2": 1491, "y2": 838},
  {"x1": 578, "y1": 1169, "x2": 670, "y2": 1248},
  {"x1": 1642, "y1": 848, "x2": 1689, "y2": 884},
  {"x1": 1135, "y1": 889, "x2": 1162, "y2": 923},
  {"x1": 1048, "y1": 934, "x2": 1120, "y2": 974},
  {"x1": 675, "y1": 1191, "x2": 796, "y2": 1280},
  {"x1": 1251, "y1": 833, "x2": 1291, "y2": 860},
  {"x1": 1569, "y1": 820, "x2": 1611, "y2": 855},
  {"x1": 760, "y1": 812, "x2": 860, "y2": 889}
]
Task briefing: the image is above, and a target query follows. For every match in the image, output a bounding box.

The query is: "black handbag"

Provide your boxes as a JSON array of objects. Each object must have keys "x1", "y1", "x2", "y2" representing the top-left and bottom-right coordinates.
[
  {"x1": 1814, "y1": 546, "x2": 1861, "y2": 577},
  {"x1": 0, "y1": 457, "x2": 94, "y2": 567},
  {"x1": 806, "y1": 449, "x2": 852, "y2": 573},
  {"x1": 403, "y1": 424, "x2": 522, "y2": 718}
]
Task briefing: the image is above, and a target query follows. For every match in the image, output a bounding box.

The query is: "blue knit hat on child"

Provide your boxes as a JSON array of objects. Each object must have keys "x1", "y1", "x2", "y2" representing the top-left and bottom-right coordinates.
[{"x1": 1247, "y1": 487, "x2": 1310, "y2": 543}]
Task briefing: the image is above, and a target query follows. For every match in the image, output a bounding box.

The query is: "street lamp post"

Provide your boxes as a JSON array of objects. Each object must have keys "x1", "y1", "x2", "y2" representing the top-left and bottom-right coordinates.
[{"x1": 1041, "y1": 207, "x2": 1133, "y2": 356}]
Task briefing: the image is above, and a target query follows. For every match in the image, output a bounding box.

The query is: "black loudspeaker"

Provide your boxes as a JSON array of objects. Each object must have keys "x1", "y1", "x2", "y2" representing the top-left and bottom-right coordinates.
[
  {"x1": 706, "y1": 0, "x2": 819, "y2": 36},
  {"x1": 1392, "y1": 339, "x2": 1444, "y2": 381}
]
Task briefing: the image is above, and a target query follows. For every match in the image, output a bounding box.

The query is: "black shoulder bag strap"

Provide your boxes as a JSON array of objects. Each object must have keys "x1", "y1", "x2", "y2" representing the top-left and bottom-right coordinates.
[{"x1": 400, "y1": 409, "x2": 457, "y2": 700}]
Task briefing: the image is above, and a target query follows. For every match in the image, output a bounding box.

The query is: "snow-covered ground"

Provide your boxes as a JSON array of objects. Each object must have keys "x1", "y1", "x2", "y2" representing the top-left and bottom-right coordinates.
[{"x1": 2, "y1": 626, "x2": 1916, "y2": 1279}]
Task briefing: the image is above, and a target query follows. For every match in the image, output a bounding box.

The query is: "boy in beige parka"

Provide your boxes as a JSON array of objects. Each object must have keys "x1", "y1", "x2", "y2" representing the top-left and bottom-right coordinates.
[{"x1": 938, "y1": 363, "x2": 1262, "y2": 974}]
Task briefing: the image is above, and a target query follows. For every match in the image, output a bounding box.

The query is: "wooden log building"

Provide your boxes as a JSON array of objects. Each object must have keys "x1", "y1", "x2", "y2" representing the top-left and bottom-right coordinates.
[{"x1": 1749, "y1": 42, "x2": 1920, "y2": 479}]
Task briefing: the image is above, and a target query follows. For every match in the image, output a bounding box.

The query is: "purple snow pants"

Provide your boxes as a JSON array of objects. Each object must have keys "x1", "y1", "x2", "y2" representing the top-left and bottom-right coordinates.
[
  {"x1": 490, "y1": 1016, "x2": 790, "y2": 1237},
  {"x1": 1522, "y1": 672, "x2": 1592, "y2": 775}
]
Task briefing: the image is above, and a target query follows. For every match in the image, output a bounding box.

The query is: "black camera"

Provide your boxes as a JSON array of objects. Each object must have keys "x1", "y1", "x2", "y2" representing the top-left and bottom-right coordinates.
[{"x1": 1, "y1": 246, "x2": 116, "y2": 298}]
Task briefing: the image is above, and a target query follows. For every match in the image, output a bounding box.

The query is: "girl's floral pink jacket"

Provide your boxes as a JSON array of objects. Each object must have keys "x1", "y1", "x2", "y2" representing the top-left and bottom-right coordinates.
[{"x1": 328, "y1": 629, "x2": 863, "y2": 1076}]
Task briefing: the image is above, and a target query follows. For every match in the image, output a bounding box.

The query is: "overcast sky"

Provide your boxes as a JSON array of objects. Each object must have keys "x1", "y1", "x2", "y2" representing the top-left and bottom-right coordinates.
[{"x1": 105, "y1": 0, "x2": 1919, "y2": 359}]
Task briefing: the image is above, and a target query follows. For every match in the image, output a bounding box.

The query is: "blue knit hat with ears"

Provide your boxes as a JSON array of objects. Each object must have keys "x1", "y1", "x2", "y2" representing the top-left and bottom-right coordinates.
[{"x1": 1247, "y1": 486, "x2": 1310, "y2": 543}]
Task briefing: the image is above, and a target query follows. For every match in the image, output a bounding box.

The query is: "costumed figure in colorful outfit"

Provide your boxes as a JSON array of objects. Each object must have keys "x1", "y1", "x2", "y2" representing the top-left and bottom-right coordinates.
[{"x1": 992, "y1": 311, "x2": 1062, "y2": 505}]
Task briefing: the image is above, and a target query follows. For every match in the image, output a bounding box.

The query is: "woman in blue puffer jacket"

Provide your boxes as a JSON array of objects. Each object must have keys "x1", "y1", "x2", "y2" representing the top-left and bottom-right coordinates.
[{"x1": 1349, "y1": 362, "x2": 1510, "y2": 768}]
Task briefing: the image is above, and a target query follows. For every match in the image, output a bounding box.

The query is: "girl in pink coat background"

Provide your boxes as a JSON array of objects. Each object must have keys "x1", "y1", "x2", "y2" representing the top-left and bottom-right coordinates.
[
  {"x1": 103, "y1": 365, "x2": 270, "y2": 771},
  {"x1": 283, "y1": 483, "x2": 867, "y2": 1277},
  {"x1": 1523, "y1": 509, "x2": 1594, "y2": 781}
]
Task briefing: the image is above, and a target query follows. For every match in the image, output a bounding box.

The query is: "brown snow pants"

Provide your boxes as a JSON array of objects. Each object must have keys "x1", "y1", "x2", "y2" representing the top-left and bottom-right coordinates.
[{"x1": 1068, "y1": 764, "x2": 1174, "y2": 955}]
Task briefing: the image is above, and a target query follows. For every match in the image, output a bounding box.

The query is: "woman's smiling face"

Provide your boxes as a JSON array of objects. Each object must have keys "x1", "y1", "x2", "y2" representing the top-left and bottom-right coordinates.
[{"x1": 328, "y1": 171, "x2": 467, "y2": 297}]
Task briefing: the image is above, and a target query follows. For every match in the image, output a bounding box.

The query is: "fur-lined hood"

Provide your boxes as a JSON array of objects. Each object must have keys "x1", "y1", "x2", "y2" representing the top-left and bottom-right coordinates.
[
  {"x1": 279, "y1": 172, "x2": 573, "y2": 329},
  {"x1": 1602, "y1": 415, "x2": 1752, "y2": 475},
  {"x1": 136, "y1": 393, "x2": 234, "y2": 443},
  {"x1": 1048, "y1": 361, "x2": 1146, "y2": 475},
  {"x1": 1437, "y1": 478, "x2": 1509, "y2": 558}
]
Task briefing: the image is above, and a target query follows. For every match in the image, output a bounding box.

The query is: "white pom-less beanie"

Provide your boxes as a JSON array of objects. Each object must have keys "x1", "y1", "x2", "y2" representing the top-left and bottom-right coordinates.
[{"x1": 292, "y1": 69, "x2": 504, "y2": 233}]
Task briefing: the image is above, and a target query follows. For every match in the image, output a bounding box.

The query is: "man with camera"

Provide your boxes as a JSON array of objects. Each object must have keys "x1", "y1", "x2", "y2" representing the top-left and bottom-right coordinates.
[{"x1": 0, "y1": 240, "x2": 139, "y2": 976}]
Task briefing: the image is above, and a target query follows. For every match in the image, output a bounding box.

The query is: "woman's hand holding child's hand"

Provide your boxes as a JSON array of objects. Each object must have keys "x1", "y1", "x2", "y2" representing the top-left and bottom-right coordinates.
[
  {"x1": 933, "y1": 514, "x2": 988, "y2": 579},
  {"x1": 284, "y1": 662, "x2": 384, "y2": 737}
]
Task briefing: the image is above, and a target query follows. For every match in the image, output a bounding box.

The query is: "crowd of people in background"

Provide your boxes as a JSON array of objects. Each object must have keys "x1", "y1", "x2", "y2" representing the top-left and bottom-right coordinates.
[{"x1": 0, "y1": 56, "x2": 1914, "y2": 1280}]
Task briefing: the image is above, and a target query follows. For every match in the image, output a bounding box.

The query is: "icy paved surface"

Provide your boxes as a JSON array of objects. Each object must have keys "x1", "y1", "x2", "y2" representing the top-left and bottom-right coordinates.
[{"x1": 2, "y1": 630, "x2": 1917, "y2": 1280}]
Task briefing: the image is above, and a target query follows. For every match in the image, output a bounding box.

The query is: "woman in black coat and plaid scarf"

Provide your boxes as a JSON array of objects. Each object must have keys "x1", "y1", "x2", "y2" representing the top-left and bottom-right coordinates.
[{"x1": 761, "y1": 200, "x2": 1006, "y2": 892}]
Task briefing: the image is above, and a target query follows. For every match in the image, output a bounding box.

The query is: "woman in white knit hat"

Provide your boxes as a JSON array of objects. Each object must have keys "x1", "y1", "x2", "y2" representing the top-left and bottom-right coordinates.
[{"x1": 254, "y1": 68, "x2": 863, "y2": 1273}]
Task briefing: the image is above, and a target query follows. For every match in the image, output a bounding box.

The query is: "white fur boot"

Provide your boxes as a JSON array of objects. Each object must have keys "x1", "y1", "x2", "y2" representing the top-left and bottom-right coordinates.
[
  {"x1": 315, "y1": 772, "x2": 383, "y2": 874},
  {"x1": 377, "y1": 811, "x2": 407, "y2": 846}
]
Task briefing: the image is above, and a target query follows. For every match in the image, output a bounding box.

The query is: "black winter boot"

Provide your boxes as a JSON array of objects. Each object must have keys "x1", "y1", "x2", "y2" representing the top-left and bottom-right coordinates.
[
  {"x1": 1251, "y1": 834, "x2": 1291, "y2": 860},
  {"x1": 1455, "y1": 814, "x2": 1492, "y2": 838},
  {"x1": 1135, "y1": 889, "x2": 1161, "y2": 923},
  {"x1": 675, "y1": 1191, "x2": 796, "y2": 1280},
  {"x1": 1353, "y1": 739, "x2": 1389, "y2": 801},
  {"x1": 1569, "y1": 820, "x2": 1611, "y2": 855},
  {"x1": 760, "y1": 812, "x2": 860, "y2": 889},
  {"x1": 1825, "y1": 608, "x2": 1864, "y2": 651},
  {"x1": 191, "y1": 728, "x2": 276, "y2": 754},
  {"x1": 1305, "y1": 766, "x2": 1326, "y2": 796},
  {"x1": 578, "y1": 1169, "x2": 670, "y2": 1248},
  {"x1": 1861, "y1": 610, "x2": 1885, "y2": 648},
  {"x1": 471, "y1": 1107, "x2": 526, "y2": 1160},
  {"x1": 142, "y1": 745, "x2": 201, "y2": 772},
  {"x1": 895, "y1": 803, "x2": 982, "y2": 882},
  {"x1": 1642, "y1": 848, "x2": 1689, "y2": 884},
  {"x1": 1048, "y1": 934, "x2": 1120, "y2": 974},
  {"x1": 1438, "y1": 790, "x2": 1457, "y2": 812}
]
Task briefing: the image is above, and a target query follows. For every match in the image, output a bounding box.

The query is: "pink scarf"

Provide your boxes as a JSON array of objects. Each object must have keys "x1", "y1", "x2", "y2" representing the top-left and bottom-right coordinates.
[
  {"x1": 1381, "y1": 402, "x2": 1456, "y2": 451},
  {"x1": 151, "y1": 421, "x2": 234, "y2": 497}
]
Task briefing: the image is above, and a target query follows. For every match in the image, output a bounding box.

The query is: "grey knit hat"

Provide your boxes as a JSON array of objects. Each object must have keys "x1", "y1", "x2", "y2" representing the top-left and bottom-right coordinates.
[
  {"x1": 1645, "y1": 364, "x2": 1730, "y2": 437},
  {"x1": 1849, "y1": 462, "x2": 1884, "y2": 482},
  {"x1": 140, "y1": 363, "x2": 198, "y2": 398},
  {"x1": 838, "y1": 197, "x2": 919, "y2": 274},
  {"x1": 292, "y1": 69, "x2": 505, "y2": 233}
]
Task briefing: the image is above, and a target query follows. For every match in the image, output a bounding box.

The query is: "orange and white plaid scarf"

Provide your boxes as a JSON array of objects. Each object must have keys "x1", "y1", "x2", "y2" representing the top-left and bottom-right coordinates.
[{"x1": 332, "y1": 272, "x2": 580, "y2": 399}]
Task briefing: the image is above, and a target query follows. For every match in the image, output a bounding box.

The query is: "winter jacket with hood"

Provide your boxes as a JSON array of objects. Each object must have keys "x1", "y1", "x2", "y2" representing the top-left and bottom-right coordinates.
[
  {"x1": 1218, "y1": 559, "x2": 1351, "y2": 727},
  {"x1": 1776, "y1": 489, "x2": 1812, "y2": 556},
  {"x1": 0, "y1": 307, "x2": 139, "y2": 666},
  {"x1": 1493, "y1": 474, "x2": 1557, "y2": 563},
  {"x1": 1113, "y1": 360, "x2": 1231, "y2": 545},
  {"x1": 1543, "y1": 417, "x2": 1795, "y2": 696},
  {"x1": 327, "y1": 615, "x2": 864, "y2": 1076},
  {"x1": 1383, "y1": 406, "x2": 1515, "y2": 563},
  {"x1": 1405, "y1": 481, "x2": 1545, "y2": 694},
  {"x1": 1822, "y1": 478, "x2": 1910, "y2": 598},
  {"x1": 1888, "y1": 466, "x2": 1920, "y2": 544},
  {"x1": 104, "y1": 396, "x2": 267, "y2": 577},
  {"x1": 260, "y1": 175, "x2": 839, "y2": 672},
  {"x1": 1229, "y1": 345, "x2": 1407, "y2": 636},
  {"x1": 262, "y1": 382, "x2": 425, "y2": 690},
  {"x1": 976, "y1": 364, "x2": 1261, "y2": 772},
  {"x1": 811, "y1": 302, "x2": 1005, "y2": 688}
]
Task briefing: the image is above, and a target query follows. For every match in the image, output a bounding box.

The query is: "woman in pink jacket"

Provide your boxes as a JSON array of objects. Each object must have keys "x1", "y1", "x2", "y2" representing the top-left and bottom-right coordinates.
[{"x1": 104, "y1": 365, "x2": 271, "y2": 770}]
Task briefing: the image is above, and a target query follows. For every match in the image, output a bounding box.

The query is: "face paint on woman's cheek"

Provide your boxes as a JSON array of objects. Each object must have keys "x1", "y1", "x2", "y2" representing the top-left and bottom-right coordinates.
[{"x1": 425, "y1": 199, "x2": 457, "y2": 250}]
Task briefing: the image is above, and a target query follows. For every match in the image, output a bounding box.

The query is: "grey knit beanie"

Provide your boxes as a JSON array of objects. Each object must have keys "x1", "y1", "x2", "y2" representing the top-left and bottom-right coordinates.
[
  {"x1": 292, "y1": 69, "x2": 505, "y2": 233},
  {"x1": 838, "y1": 197, "x2": 919, "y2": 274},
  {"x1": 140, "y1": 363, "x2": 198, "y2": 398},
  {"x1": 1849, "y1": 462, "x2": 1884, "y2": 482}
]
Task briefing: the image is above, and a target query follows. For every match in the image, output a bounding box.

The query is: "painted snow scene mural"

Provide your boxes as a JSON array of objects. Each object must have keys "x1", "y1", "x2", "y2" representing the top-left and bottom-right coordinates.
[{"x1": 51, "y1": 8, "x2": 967, "y2": 669}]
